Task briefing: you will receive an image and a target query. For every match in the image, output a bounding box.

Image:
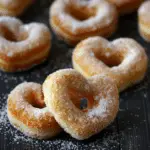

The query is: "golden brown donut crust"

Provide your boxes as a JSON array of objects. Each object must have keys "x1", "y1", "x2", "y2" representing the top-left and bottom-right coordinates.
[
  {"x1": 7, "y1": 82, "x2": 62, "y2": 139},
  {"x1": 138, "y1": 1, "x2": 150, "y2": 42},
  {"x1": 50, "y1": 0, "x2": 118, "y2": 45},
  {"x1": 107, "y1": 0, "x2": 143, "y2": 15},
  {"x1": 72, "y1": 37, "x2": 148, "y2": 92},
  {"x1": 0, "y1": 17, "x2": 51, "y2": 72},
  {"x1": 43, "y1": 69, "x2": 119, "y2": 140},
  {"x1": 0, "y1": 0, "x2": 32, "y2": 16}
]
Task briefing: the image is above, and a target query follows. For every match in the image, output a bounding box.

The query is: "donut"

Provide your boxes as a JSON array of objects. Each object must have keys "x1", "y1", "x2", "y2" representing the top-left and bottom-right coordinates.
[
  {"x1": 0, "y1": 17, "x2": 51, "y2": 72},
  {"x1": 72, "y1": 37, "x2": 148, "y2": 92},
  {"x1": 50, "y1": 0, "x2": 118, "y2": 45},
  {"x1": 0, "y1": 0, "x2": 32, "y2": 16},
  {"x1": 107, "y1": 0, "x2": 143, "y2": 15},
  {"x1": 43, "y1": 69, "x2": 119, "y2": 140},
  {"x1": 7, "y1": 82, "x2": 62, "y2": 139},
  {"x1": 138, "y1": 1, "x2": 150, "y2": 42}
]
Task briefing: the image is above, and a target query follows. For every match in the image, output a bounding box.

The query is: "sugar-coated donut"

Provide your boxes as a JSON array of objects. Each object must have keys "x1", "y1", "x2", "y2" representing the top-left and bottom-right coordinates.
[
  {"x1": 50, "y1": 0, "x2": 118, "y2": 45},
  {"x1": 7, "y1": 82, "x2": 62, "y2": 139},
  {"x1": 138, "y1": 1, "x2": 150, "y2": 42},
  {"x1": 72, "y1": 37, "x2": 148, "y2": 92},
  {"x1": 0, "y1": 17, "x2": 51, "y2": 72},
  {"x1": 43, "y1": 69, "x2": 119, "y2": 140},
  {"x1": 107, "y1": 0, "x2": 143, "y2": 15},
  {"x1": 0, "y1": 0, "x2": 32, "y2": 16}
]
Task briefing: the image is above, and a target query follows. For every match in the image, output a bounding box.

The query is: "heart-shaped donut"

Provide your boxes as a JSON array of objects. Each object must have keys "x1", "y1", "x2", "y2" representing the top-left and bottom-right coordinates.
[
  {"x1": 0, "y1": 16, "x2": 51, "y2": 72},
  {"x1": 0, "y1": 0, "x2": 32, "y2": 16},
  {"x1": 7, "y1": 82, "x2": 62, "y2": 139},
  {"x1": 43, "y1": 69, "x2": 119, "y2": 140},
  {"x1": 50, "y1": 0, "x2": 118, "y2": 45},
  {"x1": 72, "y1": 36, "x2": 148, "y2": 92}
]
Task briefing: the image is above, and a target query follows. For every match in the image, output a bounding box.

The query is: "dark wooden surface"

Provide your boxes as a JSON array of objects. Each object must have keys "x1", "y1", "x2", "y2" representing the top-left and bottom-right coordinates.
[{"x1": 0, "y1": 0, "x2": 150, "y2": 150}]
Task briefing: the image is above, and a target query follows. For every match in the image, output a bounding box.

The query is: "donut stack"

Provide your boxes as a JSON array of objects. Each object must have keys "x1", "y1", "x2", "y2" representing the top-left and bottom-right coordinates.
[{"x1": 0, "y1": 0, "x2": 147, "y2": 140}]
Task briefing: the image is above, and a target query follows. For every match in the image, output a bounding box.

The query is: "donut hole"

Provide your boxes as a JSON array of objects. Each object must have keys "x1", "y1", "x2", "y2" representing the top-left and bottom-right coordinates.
[
  {"x1": 97, "y1": 55, "x2": 122, "y2": 67},
  {"x1": 66, "y1": 5, "x2": 96, "y2": 21},
  {"x1": 68, "y1": 89, "x2": 94, "y2": 111},
  {"x1": 26, "y1": 91, "x2": 46, "y2": 109},
  {"x1": 92, "y1": 49, "x2": 123, "y2": 67},
  {"x1": 1, "y1": 26, "x2": 28, "y2": 42}
]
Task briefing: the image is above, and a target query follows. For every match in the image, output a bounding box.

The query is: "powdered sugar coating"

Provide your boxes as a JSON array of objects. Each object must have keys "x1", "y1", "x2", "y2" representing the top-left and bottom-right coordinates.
[
  {"x1": 88, "y1": 97, "x2": 112, "y2": 118},
  {"x1": 0, "y1": 16, "x2": 50, "y2": 57},
  {"x1": 51, "y1": 0, "x2": 117, "y2": 31},
  {"x1": 7, "y1": 82, "x2": 61, "y2": 139},
  {"x1": 0, "y1": 0, "x2": 32, "y2": 16},
  {"x1": 50, "y1": 0, "x2": 118, "y2": 44},
  {"x1": 138, "y1": 1, "x2": 150, "y2": 14},
  {"x1": 0, "y1": 0, "x2": 24, "y2": 8},
  {"x1": 0, "y1": 100, "x2": 121, "y2": 149},
  {"x1": 138, "y1": 1, "x2": 150, "y2": 22},
  {"x1": 43, "y1": 69, "x2": 119, "y2": 140},
  {"x1": 73, "y1": 36, "x2": 148, "y2": 92},
  {"x1": 0, "y1": 16, "x2": 51, "y2": 72}
]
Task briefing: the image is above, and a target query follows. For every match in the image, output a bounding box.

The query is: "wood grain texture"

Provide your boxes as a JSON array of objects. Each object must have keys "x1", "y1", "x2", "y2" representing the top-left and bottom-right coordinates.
[{"x1": 0, "y1": 0, "x2": 149, "y2": 150}]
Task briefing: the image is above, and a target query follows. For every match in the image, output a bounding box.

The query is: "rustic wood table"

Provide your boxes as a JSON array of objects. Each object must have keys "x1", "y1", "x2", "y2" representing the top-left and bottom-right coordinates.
[{"x1": 0, "y1": 0, "x2": 150, "y2": 149}]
